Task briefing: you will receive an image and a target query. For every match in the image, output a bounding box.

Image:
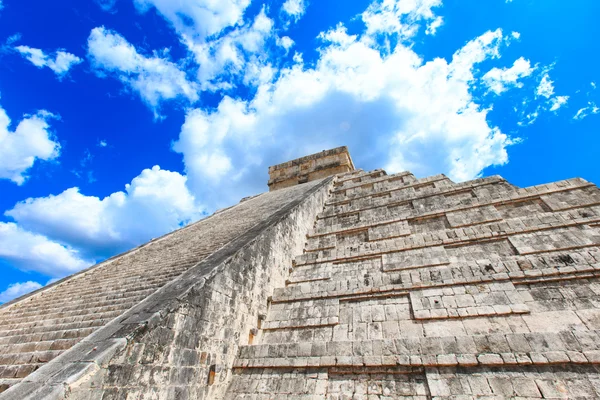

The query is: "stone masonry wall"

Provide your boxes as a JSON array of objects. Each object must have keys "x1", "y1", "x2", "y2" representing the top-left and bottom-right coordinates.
[
  {"x1": 0, "y1": 181, "x2": 333, "y2": 393},
  {"x1": 3, "y1": 161, "x2": 600, "y2": 399},
  {"x1": 230, "y1": 169, "x2": 600, "y2": 399},
  {"x1": 0, "y1": 177, "x2": 332, "y2": 399}
]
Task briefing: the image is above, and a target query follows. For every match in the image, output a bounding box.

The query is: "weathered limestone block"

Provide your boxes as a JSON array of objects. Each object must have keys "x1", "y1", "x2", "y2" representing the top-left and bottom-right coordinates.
[
  {"x1": 495, "y1": 198, "x2": 551, "y2": 219},
  {"x1": 368, "y1": 220, "x2": 410, "y2": 241},
  {"x1": 382, "y1": 247, "x2": 449, "y2": 272},
  {"x1": 509, "y1": 227, "x2": 600, "y2": 255},
  {"x1": 446, "y1": 205, "x2": 502, "y2": 228},
  {"x1": 262, "y1": 299, "x2": 339, "y2": 330},
  {"x1": 305, "y1": 234, "x2": 337, "y2": 252},
  {"x1": 410, "y1": 282, "x2": 528, "y2": 320},
  {"x1": 446, "y1": 239, "x2": 517, "y2": 262},
  {"x1": 426, "y1": 365, "x2": 600, "y2": 399},
  {"x1": 541, "y1": 186, "x2": 600, "y2": 211}
]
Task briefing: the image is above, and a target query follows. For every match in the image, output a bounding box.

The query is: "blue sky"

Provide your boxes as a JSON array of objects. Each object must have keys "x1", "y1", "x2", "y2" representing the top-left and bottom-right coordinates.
[{"x1": 0, "y1": 0, "x2": 598, "y2": 303}]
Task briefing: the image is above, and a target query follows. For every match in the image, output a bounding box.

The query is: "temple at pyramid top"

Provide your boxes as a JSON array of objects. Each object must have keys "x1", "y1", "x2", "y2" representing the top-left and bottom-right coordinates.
[{"x1": 267, "y1": 146, "x2": 355, "y2": 191}]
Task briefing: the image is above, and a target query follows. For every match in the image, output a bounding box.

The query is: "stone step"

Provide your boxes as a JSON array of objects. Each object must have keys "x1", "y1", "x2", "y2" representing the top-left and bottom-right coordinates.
[
  {"x1": 20, "y1": 266, "x2": 189, "y2": 300},
  {"x1": 333, "y1": 169, "x2": 388, "y2": 188},
  {"x1": 0, "y1": 350, "x2": 62, "y2": 366},
  {"x1": 0, "y1": 268, "x2": 186, "y2": 309},
  {"x1": 326, "y1": 176, "x2": 588, "y2": 209},
  {"x1": 275, "y1": 264, "x2": 600, "y2": 304},
  {"x1": 0, "y1": 378, "x2": 20, "y2": 393},
  {"x1": 317, "y1": 181, "x2": 516, "y2": 223},
  {"x1": 0, "y1": 318, "x2": 108, "y2": 339},
  {"x1": 328, "y1": 174, "x2": 450, "y2": 205},
  {"x1": 2, "y1": 290, "x2": 147, "y2": 318},
  {"x1": 0, "y1": 301, "x2": 136, "y2": 327},
  {"x1": 0, "y1": 309, "x2": 124, "y2": 334},
  {"x1": 300, "y1": 214, "x2": 600, "y2": 267},
  {"x1": 0, "y1": 326, "x2": 95, "y2": 346},
  {"x1": 235, "y1": 330, "x2": 600, "y2": 369},
  {"x1": 332, "y1": 172, "x2": 412, "y2": 194},
  {"x1": 0, "y1": 284, "x2": 160, "y2": 319},
  {"x1": 0, "y1": 338, "x2": 82, "y2": 356},
  {"x1": 0, "y1": 363, "x2": 41, "y2": 379}
]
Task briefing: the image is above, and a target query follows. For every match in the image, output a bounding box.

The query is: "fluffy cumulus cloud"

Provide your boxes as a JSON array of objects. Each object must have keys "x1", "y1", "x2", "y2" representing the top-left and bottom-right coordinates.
[
  {"x1": 15, "y1": 46, "x2": 82, "y2": 78},
  {"x1": 5, "y1": 166, "x2": 200, "y2": 260},
  {"x1": 0, "y1": 222, "x2": 91, "y2": 278},
  {"x1": 277, "y1": 36, "x2": 294, "y2": 52},
  {"x1": 362, "y1": 0, "x2": 443, "y2": 39},
  {"x1": 185, "y1": 8, "x2": 275, "y2": 90},
  {"x1": 133, "y1": 0, "x2": 251, "y2": 40},
  {"x1": 482, "y1": 57, "x2": 534, "y2": 94},
  {"x1": 130, "y1": 0, "x2": 272, "y2": 92},
  {"x1": 87, "y1": 27, "x2": 199, "y2": 113},
  {"x1": 173, "y1": 18, "x2": 519, "y2": 209},
  {"x1": 0, "y1": 281, "x2": 43, "y2": 304},
  {"x1": 549, "y1": 95, "x2": 569, "y2": 112},
  {"x1": 536, "y1": 72, "x2": 555, "y2": 98},
  {"x1": 281, "y1": 0, "x2": 307, "y2": 22},
  {"x1": 0, "y1": 104, "x2": 60, "y2": 185}
]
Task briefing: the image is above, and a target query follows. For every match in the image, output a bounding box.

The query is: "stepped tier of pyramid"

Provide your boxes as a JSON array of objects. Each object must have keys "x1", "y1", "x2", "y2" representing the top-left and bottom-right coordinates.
[{"x1": 1, "y1": 146, "x2": 600, "y2": 399}]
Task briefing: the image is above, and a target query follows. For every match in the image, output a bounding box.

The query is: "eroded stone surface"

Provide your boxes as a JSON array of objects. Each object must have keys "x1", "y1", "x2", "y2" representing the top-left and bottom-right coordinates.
[
  {"x1": 231, "y1": 167, "x2": 600, "y2": 399},
  {"x1": 0, "y1": 178, "x2": 331, "y2": 399},
  {"x1": 2, "y1": 147, "x2": 600, "y2": 399}
]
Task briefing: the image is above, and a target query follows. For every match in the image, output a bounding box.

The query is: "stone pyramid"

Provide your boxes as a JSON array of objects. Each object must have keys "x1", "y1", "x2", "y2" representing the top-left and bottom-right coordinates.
[{"x1": 1, "y1": 146, "x2": 600, "y2": 399}]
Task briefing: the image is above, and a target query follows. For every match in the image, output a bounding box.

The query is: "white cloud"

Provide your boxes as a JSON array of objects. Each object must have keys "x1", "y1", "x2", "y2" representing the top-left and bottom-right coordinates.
[
  {"x1": 15, "y1": 46, "x2": 82, "y2": 78},
  {"x1": 173, "y1": 25, "x2": 517, "y2": 209},
  {"x1": 5, "y1": 34, "x2": 22, "y2": 46},
  {"x1": 185, "y1": 8, "x2": 275, "y2": 90},
  {"x1": 5, "y1": 166, "x2": 200, "y2": 260},
  {"x1": 318, "y1": 24, "x2": 358, "y2": 48},
  {"x1": 549, "y1": 95, "x2": 569, "y2": 112},
  {"x1": 518, "y1": 108, "x2": 539, "y2": 126},
  {"x1": 362, "y1": 0, "x2": 443, "y2": 40},
  {"x1": 536, "y1": 72, "x2": 554, "y2": 98},
  {"x1": 514, "y1": 69, "x2": 569, "y2": 124},
  {"x1": 0, "y1": 223, "x2": 90, "y2": 278},
  {"x1": 87, "y1": 12, "x2": 275, "y2": 96},
  {"x1": 511, "y1": 31, "x2": 520, "y2": 39},
  {"x1": 426, "y1": 16, "x2": 444, "y2": 35},
  {"x1": 574, "y1": 102, "x2": 599, "y2": 120},
  {"x1": 0, "y1": 281, "x2": 43, "y2": 304},
  {"x1": 98, "y1": 139, "x2": 108, "y2": 147},
  {"x1": 133, "y1": 0, "x2": 251, "y2": 40},
  {"x1": 282, "y1": 0, "x2": 307, "y2": 22},
  {"x1": 95, "y1": 0, "x2": 117, "y2": 12},
  {"x1": 87, "y1": 27, "x2": 199, "y2": 113},
  {"x1": 0, "y1": 104, "x2": 60, "y2": 185},
  {"x1": 482, "y1": 57, "x2": 534, "y2": 94},
  {"x1": 130, "y1": 0, "x2": 269, "y2": 92},
  {"x1": 278, "y1": 36, "x2": 295, "y2": 51}
]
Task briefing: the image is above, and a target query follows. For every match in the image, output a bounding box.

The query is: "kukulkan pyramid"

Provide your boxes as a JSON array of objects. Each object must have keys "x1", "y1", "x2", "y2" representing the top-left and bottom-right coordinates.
[{"x1": 1, "y1": 146, "x2": 600, "y2": 399}]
